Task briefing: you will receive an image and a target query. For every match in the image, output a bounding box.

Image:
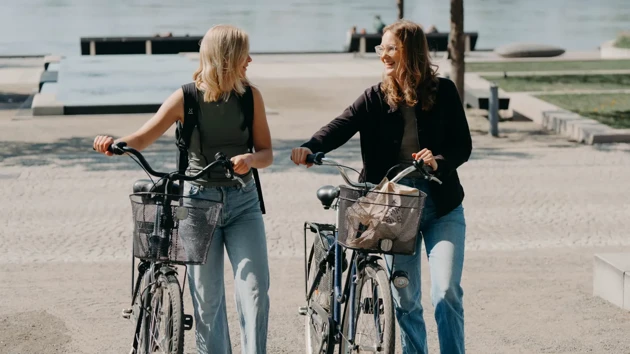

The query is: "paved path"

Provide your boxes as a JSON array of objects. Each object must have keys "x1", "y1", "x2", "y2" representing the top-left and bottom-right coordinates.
[{"x1": 1, "y1": 61, "x2": 630, "y2": 353}]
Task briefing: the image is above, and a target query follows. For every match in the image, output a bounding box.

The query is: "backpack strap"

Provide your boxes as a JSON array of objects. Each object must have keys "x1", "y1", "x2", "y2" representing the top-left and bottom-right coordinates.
[
  {"x1": 239, "y1": 85, "x2": 266, "y2": 215},
  {"x1": 176, "y1": 82, "x2": 200, "y2": 178}
]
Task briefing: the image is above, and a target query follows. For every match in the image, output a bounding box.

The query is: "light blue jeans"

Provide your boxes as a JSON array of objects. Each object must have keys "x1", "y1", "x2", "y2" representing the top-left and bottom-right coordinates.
[
  {"x1": 183, "y1": 179, "x2": 270, "y2": 354},
  {"x1": 385, "y1": 178, "x2": 466, "y2": 354}
]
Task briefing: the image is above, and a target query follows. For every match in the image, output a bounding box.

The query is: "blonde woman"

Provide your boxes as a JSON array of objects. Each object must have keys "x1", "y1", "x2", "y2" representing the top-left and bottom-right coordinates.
[
  {"x1": 94, "y1": 25, "x2": 272, "y2": 354},
  {"x1": 292, "y1": 20, "x2": 471, "y2": 354}
]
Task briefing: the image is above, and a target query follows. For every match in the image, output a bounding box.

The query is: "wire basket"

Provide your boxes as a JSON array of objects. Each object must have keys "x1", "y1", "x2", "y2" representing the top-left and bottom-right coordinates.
[
  {"x1": 337, "y1": 185, "x2": 426, "y2": 255},
  {"x1": 129, "y1": 193, "x2": 222, "y2": 265}
]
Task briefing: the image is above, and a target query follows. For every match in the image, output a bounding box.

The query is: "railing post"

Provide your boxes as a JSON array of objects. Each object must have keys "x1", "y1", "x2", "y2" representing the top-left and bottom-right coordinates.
[
  {"x1": 359, "y1": 36, "x2": 366, "y2": 55},
  {"x1": 489, "y1": 84, "x2": 499, "y2": 137}
]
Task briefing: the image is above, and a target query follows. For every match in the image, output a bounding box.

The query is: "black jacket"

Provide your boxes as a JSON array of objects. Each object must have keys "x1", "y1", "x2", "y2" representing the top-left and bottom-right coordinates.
[{"x1": 301, "y1": 77, "x2": 473, "y2": 217}]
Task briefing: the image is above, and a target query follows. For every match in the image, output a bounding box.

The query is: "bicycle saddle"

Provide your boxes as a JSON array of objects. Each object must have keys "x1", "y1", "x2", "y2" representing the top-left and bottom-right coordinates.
[
  {"x1": 133, "y1": 179, "x2": 181, "y2": 195},
  {"x1": 317, "y1": 185, "x2": 339, "y2": 209}
]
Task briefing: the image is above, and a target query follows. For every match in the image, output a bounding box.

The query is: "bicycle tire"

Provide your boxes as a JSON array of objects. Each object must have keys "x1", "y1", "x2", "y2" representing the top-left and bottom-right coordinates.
[
  {"x1": 304, "y1": 241, "x2": 334, "y2": 354},
  {"x1": 340, "y1": 263, "x2": 395, "y2": 354},
  {"x1": 134, "y1": 271, "x2": 184, "y2": 354}
]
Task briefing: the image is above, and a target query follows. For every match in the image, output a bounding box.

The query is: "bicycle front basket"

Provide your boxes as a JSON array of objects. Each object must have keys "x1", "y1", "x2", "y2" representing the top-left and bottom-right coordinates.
[
  {"x1": 336, "y1": 183, "x2": 426, "y2": 255},
  {"x1": 129, "y1": 193, "x2": 222, "y2": 265}
]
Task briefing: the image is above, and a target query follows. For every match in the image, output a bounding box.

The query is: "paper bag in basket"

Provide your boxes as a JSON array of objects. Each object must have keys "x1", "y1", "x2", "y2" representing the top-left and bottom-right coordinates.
[{"x1": 344, "y1": 178, "x2": 420, "y2": 251}]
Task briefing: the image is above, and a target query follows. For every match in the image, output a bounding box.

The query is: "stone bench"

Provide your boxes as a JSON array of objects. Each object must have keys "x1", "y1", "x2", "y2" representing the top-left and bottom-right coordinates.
[
  {"x1": 463, "y1": 74, "x2": 510, "y2": 111},
  {"x1": 345, "y1": 32, "x2": 479, "y2": 54}
]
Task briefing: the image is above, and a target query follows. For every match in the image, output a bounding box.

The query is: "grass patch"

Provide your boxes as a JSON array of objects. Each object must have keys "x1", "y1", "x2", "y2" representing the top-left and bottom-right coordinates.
[
  {"x1": 481, "y1": 74, "x2": 630, "y2": 92},
  {"x1": 467, "y1": 60, "x2": 630, "y2": 72},
  {"x1": 536, "y1": 93, "x2": 630, "y2": 129},
  {"x1": 614, "y1": 33, "x2": 630, "y2": 49}
]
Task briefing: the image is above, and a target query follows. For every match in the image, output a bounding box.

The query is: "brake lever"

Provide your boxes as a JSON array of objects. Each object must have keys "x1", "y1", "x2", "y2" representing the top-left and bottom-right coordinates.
[
  {"x1": 413, "y1": 159, "x2": 443, "y2": 185},
  {"x1": 215, "y1": 152, "x2": 247, "y2": 188}
]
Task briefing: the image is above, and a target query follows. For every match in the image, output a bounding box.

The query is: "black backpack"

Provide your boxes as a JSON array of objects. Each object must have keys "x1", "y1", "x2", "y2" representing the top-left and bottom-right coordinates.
[{"x1": 175, "y1": 82, "x2": 266, "y2": 214}]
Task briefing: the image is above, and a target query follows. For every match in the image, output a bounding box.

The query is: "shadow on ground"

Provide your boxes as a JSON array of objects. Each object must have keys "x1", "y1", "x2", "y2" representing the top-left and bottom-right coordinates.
[
  {"x1": 0, "y1": 135, "x2": 178, "y2": 172},
  {"x1": 0, "y1": 130, "x2": 567, "y2": 172}
]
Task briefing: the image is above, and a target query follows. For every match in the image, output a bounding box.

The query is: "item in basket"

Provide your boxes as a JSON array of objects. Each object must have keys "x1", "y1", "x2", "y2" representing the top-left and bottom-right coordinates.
[
  {"x1": 175, "y1": 207, "x2": 189, "y2": 220},
  {"x1": 344, "y1": 178, "x2": 420, "y2": 251}
]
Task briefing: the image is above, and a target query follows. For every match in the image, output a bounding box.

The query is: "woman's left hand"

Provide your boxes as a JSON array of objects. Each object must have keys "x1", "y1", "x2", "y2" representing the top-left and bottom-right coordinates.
[
  {"x1": 231, "y1": 154, "x2": 254, "y2": 175},
  {"x1": 412, "y1": 148, "x2": 438, "y2": 171}
]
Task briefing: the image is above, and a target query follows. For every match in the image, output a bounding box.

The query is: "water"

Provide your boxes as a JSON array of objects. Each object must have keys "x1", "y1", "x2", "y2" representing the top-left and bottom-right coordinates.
[{"x1": 0, "y1": 0, "x2": 628, "y2": 56}]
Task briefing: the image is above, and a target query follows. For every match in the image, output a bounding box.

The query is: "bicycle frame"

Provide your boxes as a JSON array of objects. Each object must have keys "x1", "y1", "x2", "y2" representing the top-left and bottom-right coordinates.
[
  {"x1": 101, "y1": 142, "x2": 243, "y2": 353},
  {"x1": 303, "y1": 153, "x2": 442, "y2": 352}
]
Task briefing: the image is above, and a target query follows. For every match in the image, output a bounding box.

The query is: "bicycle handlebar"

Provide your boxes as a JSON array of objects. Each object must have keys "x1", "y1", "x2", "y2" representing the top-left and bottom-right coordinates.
[
  {"x1": 306, "y1": 152, "x2": 442, "y2": 187},
  {"x1": 101, "y1": 142, "x2": 245, "y2": 185}
]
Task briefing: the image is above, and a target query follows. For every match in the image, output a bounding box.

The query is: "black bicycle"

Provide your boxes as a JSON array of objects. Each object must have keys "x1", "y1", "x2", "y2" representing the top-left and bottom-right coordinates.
[
  {"x1": 299, "y1": 152, "x2": 442, "y2": 354},
  {"x1": 100, "y1": 141, "x2": 244, "y2": 354}
]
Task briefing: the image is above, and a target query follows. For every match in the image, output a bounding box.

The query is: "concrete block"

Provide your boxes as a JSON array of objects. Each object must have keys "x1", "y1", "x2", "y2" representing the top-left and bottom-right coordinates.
[
  {"x1": 43, "y1": 55, "x2": 62, "y2": 70},
  {"x1": 39, "y1": 82, "x2": 59, "y2": 95},
  {"x1": 32, "y1": 93, "x2": 63, "y2": 116},
  {"x1": 593, "y1": 253, "x2": 630, "y2": 310},
  {"x1": 600, "y1": 40, "x2": 630, "y2": 59},
  {"x1": 39, "y1": 70, "x2": 58, "y2": 91},
  {"x1": 510, "y1": 93, "x2": 630, "y2": 144},
  {"x1": 47, "y1": 63, "x2": 60, "y2": 72},
  {"x1": 625, "y1": 273, "x2": 630, "y2": 311}
]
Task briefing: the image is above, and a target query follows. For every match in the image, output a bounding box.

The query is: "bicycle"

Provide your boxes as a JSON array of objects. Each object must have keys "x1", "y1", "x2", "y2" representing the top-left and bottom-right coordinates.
[
  {"x1": 298, "y1": 152, "x2": 442, "y2": 354},
  {"x1": 99, "y1": 141, "x2": 245, "y2": 354}
]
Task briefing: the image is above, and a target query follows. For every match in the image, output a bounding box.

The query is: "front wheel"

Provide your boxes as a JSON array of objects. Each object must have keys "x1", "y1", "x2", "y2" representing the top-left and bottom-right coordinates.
[
  {"x1": 134, "y1": 271, "x2": 184, "y2": 354},
  {"x1": 341, "y1": 263, "x2": 395, "y2": 354}
]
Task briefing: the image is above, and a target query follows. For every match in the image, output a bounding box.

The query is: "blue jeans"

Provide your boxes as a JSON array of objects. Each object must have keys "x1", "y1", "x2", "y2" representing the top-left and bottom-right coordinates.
[
  {"x1": 183, "y1": 179, "x2": 270, "y2": 354},
  {"x1": 385, "y1": 178, "x2": 466, "y2": 354}
]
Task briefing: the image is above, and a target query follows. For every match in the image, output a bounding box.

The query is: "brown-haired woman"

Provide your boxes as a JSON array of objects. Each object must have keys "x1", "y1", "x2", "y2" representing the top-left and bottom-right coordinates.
[{"x1": 291, "y1": 19, "x2": 472, "y2": 354}]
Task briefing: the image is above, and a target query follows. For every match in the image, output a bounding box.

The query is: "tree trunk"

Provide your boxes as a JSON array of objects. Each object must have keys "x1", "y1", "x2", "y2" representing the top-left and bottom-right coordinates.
[
  {"x1": 397, "y1": 0, "x2": 404, "y2": 19},
  {"x1": 449, "y1": 0, "x2": 465, "y2": 102}
]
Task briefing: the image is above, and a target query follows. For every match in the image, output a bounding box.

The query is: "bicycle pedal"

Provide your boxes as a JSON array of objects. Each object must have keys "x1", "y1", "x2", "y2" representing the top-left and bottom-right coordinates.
[
  {"x1": 121, "y1": 308, "x2": 133, "y2": 319},
  {"x1": 298, "y1": 306, "x2": 308, "y2": 316},
  {"x1": 184, "y1": 314, "x2": 194, "y2": 330}
]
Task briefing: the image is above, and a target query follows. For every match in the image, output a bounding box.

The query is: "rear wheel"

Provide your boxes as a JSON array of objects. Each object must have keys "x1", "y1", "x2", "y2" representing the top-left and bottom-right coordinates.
[
  {"x1": 304, "y1": 238, "x2": 334, "y2": 354},
  {"x1": 341, "y1": 263, "x2": 395, "y2": 354}
]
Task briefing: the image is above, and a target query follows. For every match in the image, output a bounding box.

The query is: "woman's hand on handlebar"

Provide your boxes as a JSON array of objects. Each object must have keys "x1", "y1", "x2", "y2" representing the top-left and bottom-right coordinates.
[
  {"x1": 93, "y1": 135, "x2": 115, "y2": 156},
  {"x1": 291, "y1": 147, "x2": 313, "y2": 168},
  {"x1": 231, "y1": 153, "x2": 254, "y2": 175},
  {"x1": 412, "y1": 148, "x2": 438, "y2": 171}
]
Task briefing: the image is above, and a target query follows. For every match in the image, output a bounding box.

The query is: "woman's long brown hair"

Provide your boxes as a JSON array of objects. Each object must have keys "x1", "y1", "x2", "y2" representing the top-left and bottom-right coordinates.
[{"x1": 380, "y1": 20, "x2": 439, "y2": 111}]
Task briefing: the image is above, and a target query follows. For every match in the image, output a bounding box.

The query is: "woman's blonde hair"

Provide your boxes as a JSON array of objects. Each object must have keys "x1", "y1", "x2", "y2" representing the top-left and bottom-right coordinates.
[
  {"x1": 193, "y1": 25, "x2": 251, "y2": 102},
  {"x1": 380, "y1": 20, "x2": 439, "y2": 111}
]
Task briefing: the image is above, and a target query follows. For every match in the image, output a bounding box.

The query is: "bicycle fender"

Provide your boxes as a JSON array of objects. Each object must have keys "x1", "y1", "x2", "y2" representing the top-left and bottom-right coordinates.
[{"x1": 157, "y1": 266, "x2": 178, "y2": 277}]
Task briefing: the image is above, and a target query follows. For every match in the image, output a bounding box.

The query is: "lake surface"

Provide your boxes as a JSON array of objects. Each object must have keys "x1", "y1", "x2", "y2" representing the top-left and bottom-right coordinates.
[{"x1": 1, "y1": 0, "x2": 628, "y2": 56}]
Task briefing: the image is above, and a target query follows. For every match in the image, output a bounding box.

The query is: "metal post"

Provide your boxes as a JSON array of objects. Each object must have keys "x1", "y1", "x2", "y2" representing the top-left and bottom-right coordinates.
[
  {"x1": 489, "y1": 84, "x2": 499, "y2": 137},
  {"x1": 359, "y1": 36, "x2": 366, "y2": 55}
]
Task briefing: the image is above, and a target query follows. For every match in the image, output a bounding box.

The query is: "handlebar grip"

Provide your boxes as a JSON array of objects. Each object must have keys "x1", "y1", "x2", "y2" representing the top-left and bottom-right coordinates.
[
  {"x1": 92, "y1": 141, "x2": 126, "y2": 155},
  {"x1": 305, "y1": 152, "x2": 325, "y2": 165}
]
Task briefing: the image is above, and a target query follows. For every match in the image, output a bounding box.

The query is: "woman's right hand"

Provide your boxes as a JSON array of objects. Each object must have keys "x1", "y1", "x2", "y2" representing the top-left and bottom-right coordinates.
[
  {"x1": 291, "y1": 147, "x2": 313, "y2": 167},
  {"x1": 93, "y1": 135, "x2": 115, "y2": 156}
]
